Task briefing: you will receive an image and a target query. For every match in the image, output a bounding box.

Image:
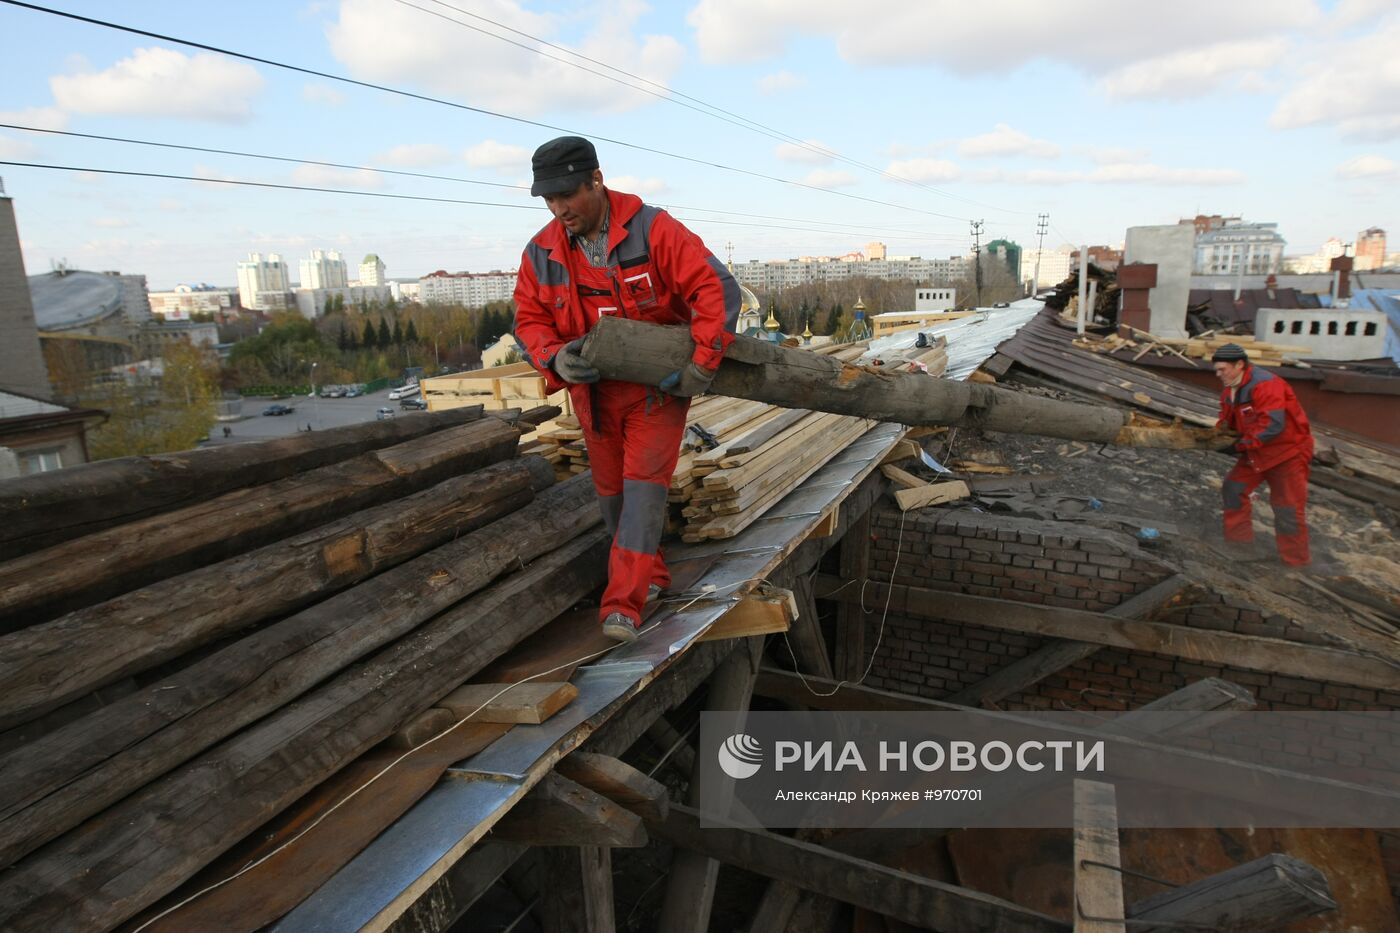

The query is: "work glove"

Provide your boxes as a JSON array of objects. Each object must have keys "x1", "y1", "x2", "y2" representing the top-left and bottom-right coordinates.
[
  {"x1": 551, "y1": 338, "x2": 599, "y2": 384},
  {"x1": 1232, "y1": 436, "x2": 1262, "y2": 454},
  {"x1": 658, "y1": 361, "x2": 717, "y2": 397}
]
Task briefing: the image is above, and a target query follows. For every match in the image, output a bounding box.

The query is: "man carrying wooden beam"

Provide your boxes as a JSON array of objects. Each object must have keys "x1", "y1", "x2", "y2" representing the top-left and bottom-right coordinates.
[{"x1": 513, "y1": 136, "x2": 742, "y2": 642}]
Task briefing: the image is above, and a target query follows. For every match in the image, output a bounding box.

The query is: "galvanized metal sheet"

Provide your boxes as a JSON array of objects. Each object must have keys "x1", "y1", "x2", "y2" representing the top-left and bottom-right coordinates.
[{"x1": 269, "y1": 778, "x2": 524, "y2": 933}]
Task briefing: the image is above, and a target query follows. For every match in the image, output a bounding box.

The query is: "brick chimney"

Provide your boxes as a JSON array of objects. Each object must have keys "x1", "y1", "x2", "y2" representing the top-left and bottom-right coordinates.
[
  {"x1": 1330, "y1": 255, "x2": 1352, "y2": 302},
  {"x1": 1115, "y1": 262, "x2": 1157, "y2": 337}
]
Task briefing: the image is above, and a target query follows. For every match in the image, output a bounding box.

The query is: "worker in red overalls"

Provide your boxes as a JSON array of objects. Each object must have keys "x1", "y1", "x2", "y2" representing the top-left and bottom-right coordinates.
[
  {"x1": 1212, "y1": 343, "x2": 1315, "y2": 566},
  {"x1": 513, "y1": 137, "x2": 741, "y2": 642}
]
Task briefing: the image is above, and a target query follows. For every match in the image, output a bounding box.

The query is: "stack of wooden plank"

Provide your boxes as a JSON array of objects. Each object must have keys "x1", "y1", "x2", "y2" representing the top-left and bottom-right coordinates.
[
  {"x1": 422, "y1": 361, "x2": 574, "y2": 416},
  {"x1": 0, "y1": 406, "x2": 615, "y2": 932},
  {"x1": 1073, "y1": 330, "x2": 1312, "y2": 367}
]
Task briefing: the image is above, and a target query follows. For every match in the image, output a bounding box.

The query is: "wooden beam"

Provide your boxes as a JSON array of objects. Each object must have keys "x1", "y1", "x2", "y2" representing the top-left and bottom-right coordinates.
[
  {"x1": 946, "y1": 575, "x2": 1190, "y2": 707},
  {"x1": 386, "y1": 708, "x2": 457, "y2": 750},
  {"x1": 644, "y1": 717, "x2": 696, "y2": 778},
  {"x1": 387, "y1": 841, "x2": 527, "y2": 933},
  {"x1": 437, "y1": 682, "x2": 579, "y2": 725},
  {"x1": 880, "y1": 464, "x2": 925, "y2": 490},
  {"x1": 1126, "y1": 853, "x2": 1336, "y2": 931},
  {"x1": 698, "y1": 587, "x2": 796, "y2": 642},
  {"x1": 783, "y1": 574, "x2": 834, "y2": 681},
  {"x1": 490, "y1": 773, "x2": 645, "y2": 848},
  {"x1": 651, "y1": 803, "x2": 1068, "y2": 933},
  {"x1": 1073, "y1": 780, "x2": 1125, "y2": 933},
  {"x1": 538, "y1": 846, "x2": 616, "y2": 933},
  {"x1": 0, "y1": 476, "x2": 603, "y2": 871},
  {"x1": 893, "y1": 479, "x2": 969, "y2": 512},
  {"x1": 832, "y1": 512, "x2": 872, "y2": 682},
  {"x1": 816, "y1": 577, "x2": 1400, "y2": 691},
  {"x1": 0, "y1": 406, "x2": 487, "y2": 561},
  {"x1": 657, "y1": 637, "x2": 764, "y2": 933},
  {"x1": 578, "y1": 316, "x2": 1230, "y2": 450},
  {"x1": 555, "y1": 752, "x2": 669, "y2": 823},
  {"x1": 880, "y1": 439, "x2": 922, "y2": 464}
]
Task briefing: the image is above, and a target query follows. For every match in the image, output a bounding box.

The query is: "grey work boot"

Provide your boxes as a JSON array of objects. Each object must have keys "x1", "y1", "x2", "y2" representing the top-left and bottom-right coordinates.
[
  {"x1": 647, "y1": 583, "x2": 663, "y2": 603},
  {"x1": 602, "y1": 612, "x2": 640, "y2": 643}
]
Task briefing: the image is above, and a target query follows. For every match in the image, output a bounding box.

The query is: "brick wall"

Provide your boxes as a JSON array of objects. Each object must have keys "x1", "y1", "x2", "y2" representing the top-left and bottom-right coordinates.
[{"x1": 860, "y1": 504, "x2": 1395, "y2": 713}]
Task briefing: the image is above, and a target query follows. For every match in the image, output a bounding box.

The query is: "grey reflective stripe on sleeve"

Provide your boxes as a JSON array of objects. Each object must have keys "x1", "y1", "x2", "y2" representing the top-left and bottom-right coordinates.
[
  {"x1": 706, "y1": 254, "x2": 742, "y2": 333},
  {"x1": 616, "y1": 205, "x2": 661, "y2": 265},
  {"x1": 525, "y1": 241, "x2": 569, "y2": 286},
  {"x1": 615, "y1": 479, "x2": 668, "y2": 555},
  {"x1": 1222, "y1": 480, "x2": 1249, "y2": 510},
  {"x1": 598, "y1": 494, "x2": 622, "y2": 537},
  {"x1": 1275, "y1": 505, "x2": 1302, "y2": 536},
  {"x1": 1257, "y1": 409, "x2": 1286, "y2": 442}
]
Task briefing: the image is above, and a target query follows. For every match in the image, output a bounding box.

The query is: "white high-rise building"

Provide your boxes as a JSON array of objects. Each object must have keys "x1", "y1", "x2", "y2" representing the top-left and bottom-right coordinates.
[
  {"x1": 299, "y1": 249, "x2": 348, "y2": 290},
  {"x1": 359, "y1": 254, "x2": 386, "y2": 286},
  {"x1": 236, "y1": 252, "x2": 290, "y2": 311},
  {"x1": 1193, "y1": 222, "x2": 1285, "y2": 276},
  {"x1": 1021, "y1": 246, "x2": 1075, "y2": 289}
]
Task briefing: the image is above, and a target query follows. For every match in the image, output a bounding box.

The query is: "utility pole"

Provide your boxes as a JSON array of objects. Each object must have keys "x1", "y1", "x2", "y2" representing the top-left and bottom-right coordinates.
[
  {"x1": 1032, "y1": 213, "x2": 1049, "y2": 296},
  {"x1": 1077, "y1": 245, "x2": 1090, "y2": 336},
  {"x1": 970, "y1": 220, "x2": 984, "y2": 308}
]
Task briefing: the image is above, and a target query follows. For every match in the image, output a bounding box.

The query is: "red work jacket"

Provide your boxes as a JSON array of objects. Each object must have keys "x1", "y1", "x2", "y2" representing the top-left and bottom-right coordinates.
[
  {"x1": 1217, "y1": 365, "x2": 1314, "y2": 471},
  {"x1": 512, "y1": 188, "x2": 740, "y2": 431}
]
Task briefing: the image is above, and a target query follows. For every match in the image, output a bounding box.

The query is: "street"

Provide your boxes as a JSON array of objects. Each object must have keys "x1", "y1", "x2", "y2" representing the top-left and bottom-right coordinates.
[{"x1": 202, "y1": 388, "x2": 410, "y2": 446}]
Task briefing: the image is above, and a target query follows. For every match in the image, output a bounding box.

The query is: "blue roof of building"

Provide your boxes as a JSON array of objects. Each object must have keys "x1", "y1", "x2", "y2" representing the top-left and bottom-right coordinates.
[
  {"x1": 28, "y1": 271, "x2": 124, "y2": 331},
  {"x1": 1349, "y1": 288, "x2": 1400, "y2": 365}
]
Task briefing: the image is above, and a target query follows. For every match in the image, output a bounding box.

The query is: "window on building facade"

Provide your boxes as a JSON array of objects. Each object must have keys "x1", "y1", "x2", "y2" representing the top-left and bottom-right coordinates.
[
  {"x1": 20, "y1": 449, "x2": 63, "y2": 475},
  {"x1": 1346, "y1": 321, "x2": 1358, "y2": 336},
  {"x1": 1364, "y1": 322, "x2": 1378, "y2": 337}
]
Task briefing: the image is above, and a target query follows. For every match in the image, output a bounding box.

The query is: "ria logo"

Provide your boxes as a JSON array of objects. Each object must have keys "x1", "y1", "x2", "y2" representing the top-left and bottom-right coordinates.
[{"x1": 717, "y1": 733, "x2": 763, "y2": 779}]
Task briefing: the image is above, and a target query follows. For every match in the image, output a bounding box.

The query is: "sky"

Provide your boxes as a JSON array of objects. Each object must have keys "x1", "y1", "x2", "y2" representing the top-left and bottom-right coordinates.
[{"x1": 1, "y1": 0, "x2": 1397, "y2": 290}]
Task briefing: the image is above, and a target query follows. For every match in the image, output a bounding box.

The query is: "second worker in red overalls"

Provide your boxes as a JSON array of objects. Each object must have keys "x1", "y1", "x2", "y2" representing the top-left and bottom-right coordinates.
[{"x1": 514, "y1": 136, "x2": 742, "y2": 642}]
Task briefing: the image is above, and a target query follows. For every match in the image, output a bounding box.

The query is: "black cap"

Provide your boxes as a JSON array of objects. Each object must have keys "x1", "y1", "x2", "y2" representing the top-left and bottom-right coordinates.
[
  {"x1": 1211, "y1": 343, "x2": 1249, "y2": 362},
  {"x1": 530, "y1": 136, "x2": 599, "y2": 197}
]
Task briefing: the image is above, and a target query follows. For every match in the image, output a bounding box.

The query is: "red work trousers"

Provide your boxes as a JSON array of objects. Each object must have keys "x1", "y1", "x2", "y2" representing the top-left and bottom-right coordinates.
[
  {"x1": 583, "y1": 380, "x2": 689, "y2": 626},
  {"x1": 1222, "y1": 453, "x2": 1311, "y2": 566}
]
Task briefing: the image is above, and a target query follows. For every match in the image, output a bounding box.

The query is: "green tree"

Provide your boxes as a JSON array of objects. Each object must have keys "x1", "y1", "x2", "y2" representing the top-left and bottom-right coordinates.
[
  {"x1": 336, "y1": 322, "x2": 349, "y2": 351},
  {"x1": 361, "y1": 319, "x2": 376, "y2": 349},
  {"x1": 404, "y1": 319, "x2": 419, "y2": 344},
  {"x1": 377, "y1": 318, "x2": 391, "y2": 349},
  {"x1": 324, "y1": 295, "x2": 335, "y2": 316},
  {"x1": 333, "y1": 293, "x2": 346, "y2": 313},
  {"x1": 81, "y1": 341, "x2": 219, "y2": 460},
  {"x1": 391, "y1": 319, "x2": 403, "y2": 345}
]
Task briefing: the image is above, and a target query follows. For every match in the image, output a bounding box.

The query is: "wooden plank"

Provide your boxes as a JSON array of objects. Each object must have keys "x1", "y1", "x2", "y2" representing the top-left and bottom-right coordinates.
[
  {"x1": 652, "y1": 803, "x2": 1068, "y2": 933},
  {"x1": 894, "y1": 479, "x2": 969, "y2": 511},
  {"x1": 880, "y1": 464, "x2": 925, "y2": 490},
  {"x1": 0, "y1": 407, "x2": 487, "y2": 561},
  {"x1": 386, "y1": 708, "x2": 458, "y2": 750},
  {"x1": 386, "y1": 842, "x2": 527, "y2": 933},
  {"x1": 437, "y1": 682, "x2": 579, "y2": 725},
  {"x1": 817, "y1": 578, "x2": 1400, "y2": 691},
  {"x1": 724, "y1": 408, "x2": 811, "y2": 455},
  {"x1": 698, "y1": 588, "x2": 796, "y2": 642},
  {"x1": 0, "y1": 455, "x2": 551, "y2": 732},
  {"x1": 833, "y1": 512, "x2": 872, "y2": 682},
  {"x1": 785, "y1": 574, "x2": 834, "y2": 680},
  {"x1": 491, "y1": 773, "x2": 646, "y2": 848},
  {"x1": 946, "y1": 575, "x2": 1190, "y2": 707},
  {"x1": 0, "y1": 476, "x2": 603, "y2": 870},
  {"x1": 0, "y1": 531, "x2": 611, "y2": 933},
  {"x1": 0, "y1": 416, "x2": 523, "y2": 632},
  {"x1": 554, "y1": 752, "x2": 669, "y2": 823},
  {"x1": 880, "y1": 439, "x2": 921, "y2": 465},
  {"x1": 538, "y1": 846, "x2": 616, "y2": 933},
  {"x1": 1127, "y1": 853, "x2": 1336, "y2": 931},
  {"x1": 1073, "y1": 780, "x2": 1125, "y2": 932}
]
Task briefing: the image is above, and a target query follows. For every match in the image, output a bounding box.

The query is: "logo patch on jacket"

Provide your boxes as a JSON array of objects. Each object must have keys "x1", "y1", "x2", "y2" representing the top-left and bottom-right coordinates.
[{"x1": 622, "y1": 271, "x2": 658, "y2": 310}]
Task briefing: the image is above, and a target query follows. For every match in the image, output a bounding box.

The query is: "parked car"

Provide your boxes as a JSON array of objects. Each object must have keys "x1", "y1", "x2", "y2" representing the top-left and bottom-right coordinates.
[
  {"x1": 262, "y1": 404, "x2": 295, "y2": 416},
  {"x1": 400, "y1": 397, "x2": 427, "y2": 410},
  {"x1": 388, "y1": 383, "x2": 420, "y2": 401},
  {"x1": 375, "y1": 407, "x2": 395, "y2": 420},
  {"x1": 344, "y1": 385, "x2": 364, "y2": 398}
]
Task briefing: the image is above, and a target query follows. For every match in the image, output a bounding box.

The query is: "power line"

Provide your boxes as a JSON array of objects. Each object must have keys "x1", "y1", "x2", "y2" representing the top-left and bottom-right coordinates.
[
  {"x1": 0, "y1": 160, "x2": 973, "y2": 245},
  {"x1": 0, "y1": 0, "x2": 978, "y2": 224},
  {"x1": 0, "y1": 123, "x2": 968, "y2": 240},
  {"x1": 395, "y1": 0, "x2": 1034, "y2": 216}
]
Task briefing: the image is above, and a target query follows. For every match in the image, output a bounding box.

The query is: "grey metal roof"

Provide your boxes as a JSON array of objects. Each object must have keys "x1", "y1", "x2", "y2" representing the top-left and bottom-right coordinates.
[{"x1": 28, "y1": 271, "x2": 123, "y2": 331}]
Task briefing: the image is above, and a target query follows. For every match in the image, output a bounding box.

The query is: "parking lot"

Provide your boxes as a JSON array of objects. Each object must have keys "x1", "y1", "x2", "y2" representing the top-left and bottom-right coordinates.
[{"x1": 203, "y1": 387, "x2": 421, "y2": 446}]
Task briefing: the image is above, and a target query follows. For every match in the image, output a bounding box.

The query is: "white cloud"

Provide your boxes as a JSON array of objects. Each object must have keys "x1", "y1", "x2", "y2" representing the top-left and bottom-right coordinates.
[
  {"x1": 1336, "y1": 155, "x2": 1398, "y2": 180},
  {"x1": 1081, "y1": 146, "x2": 1150, "y2": 165},
  {"x1": 802, "y1": 169, "x2": 856, "y2": 188},
  {"x1": 291, "y1": 165, "x2": 385, "y2": 189},
  {"x1": 327, "y1": 0, "x2": 683, "y2": 115},
  {"x1": 757, "y1": 70, "x2": 805, "y2": 94},
  {"x1": 1100, "y1": 38, "x2": 1287, "y2": 99},
  {"x1": 1339, "y1": 115, "x2": 1400, "y2": 142},
  {"x1": 302, "y1": 83, "x2": 346, "y2": 106},
  {"x1": 1271, "y1": 17, "x2": 1400, "y2": 135},
  {"x1": 970, "y1": 163, "x2": 1245, "y2": 186},
  {"x1": 0, "y1": 136, "x2": 38, "y2": 159},
  {"x1": 957, "y1": 124, "x2": 1059, "y2": 159},
  {"x1": 0, "y1": 106, "x2": 69, "y2": 131},
  {"x1": 465, "y1": 140, "x2": 531, "y2": 172},
  {"x1": 687, "y1": 0, "x2": 1316, "y2": 71},
  {"x1": 91, "y1": 217, "x2": 132, "y2": 229},
  {"x1": 607, "y1": 175, "x2": 668, "y2": 195},
  {"x1": 773, "y1": 140, "x2": 833, "y2": 164},
  {"x1": 885, "y1": 158, "x2": 961, "y2": 183},
  {"x1": 51, "y1": 47, "x2": 264, "y2": 122},
  {"x1": 378, "y1": 143, "x2": 452, "y2": 167}
]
